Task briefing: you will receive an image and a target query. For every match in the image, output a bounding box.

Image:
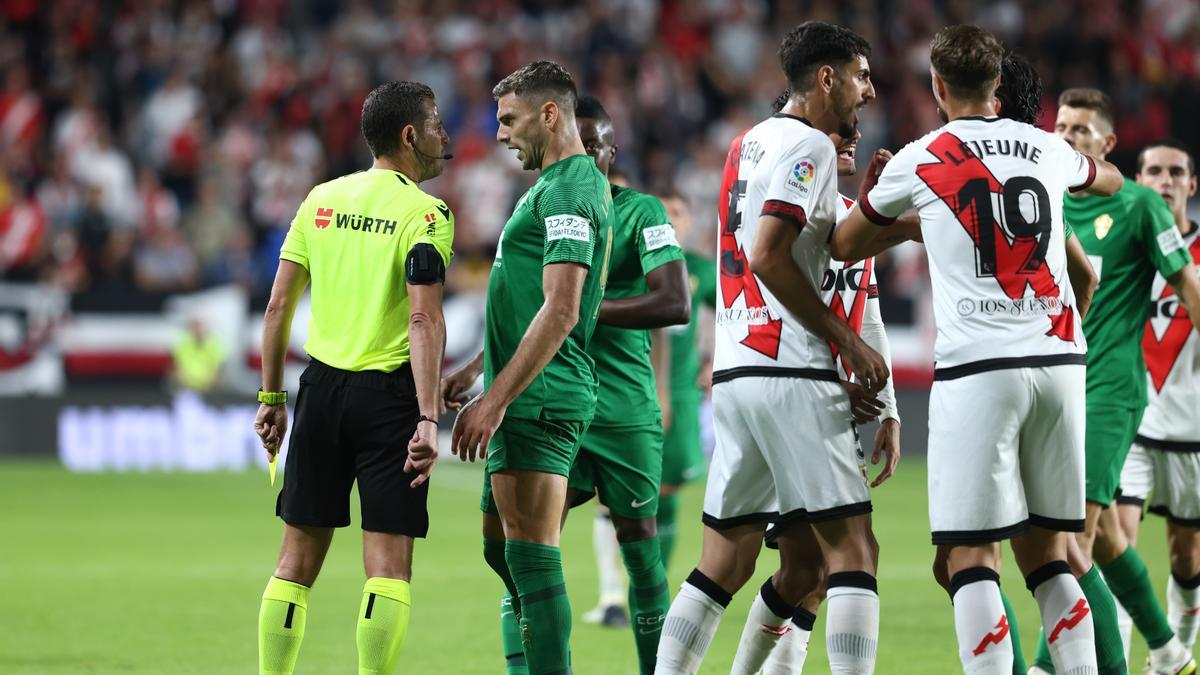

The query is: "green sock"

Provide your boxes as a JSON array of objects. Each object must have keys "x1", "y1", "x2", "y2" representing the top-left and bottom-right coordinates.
[
  {"x1": 506, "y1": 540, "x2": 572, "y2": 675},
  {"x1": 620, "y1": 537, "x2": 670, "y2": 675},
  {"x1": 501, "y1": 594, "x2": 529, "y2": 675},
  {"x1": 258, "y1": 576, "x2": 309, "y2": 675},
  {"x1": 1000, "y1": 587, "x2": 1027, "y2": 674},
  {"x1": 1032, "y1": 566, "x2": 1130, "y2": 675},
  {"x1": 1033, "y1": 626, "x2": 1054, "y2": 673},
  {"x1": 656, "y1": 494, "x2": 679, "y2": 573},
  {"x1": 1079, "y1": 565, "x2": 1128, "y2": 675},
  {"x1": 484, "y1": 539, "x2": 522, "y2": 614},
  {"x1": 1102, "y1": 547, "x2": 1175, "y2": 650},
  {"x1": 357, "y1": 577, "x2": 411, "y2": 674}
]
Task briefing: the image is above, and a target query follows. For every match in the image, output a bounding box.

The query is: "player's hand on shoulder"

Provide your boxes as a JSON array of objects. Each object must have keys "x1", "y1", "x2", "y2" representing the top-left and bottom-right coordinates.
[
  {"x1": 451, "y1": 393, "x2": 505, "y2": 463},
  {"x1": 253, "y1": 403, "x2": 288, "y2": 458},
  {"x1": 870, "y1": 417, "x2": 901, "y2": 488},
  {"x1": 841, "y1": 380, "x2": 883, "y2": 425},
  {"x1": 405, "y1": 419, "x2": 439, "y2": 488},
  {"x1": 840, "y1": 337, "x2": 889, "y2": 394}
]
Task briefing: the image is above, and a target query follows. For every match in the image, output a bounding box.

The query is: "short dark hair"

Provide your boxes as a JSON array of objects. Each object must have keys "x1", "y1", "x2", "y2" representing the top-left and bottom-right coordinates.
[
  {"x1": 575, "y1": 95, "x2": 611, "y2": 124},
  {"x1": 360, "y1": 81, "x2": 435, "y2": 158},
  {"x1": 492, "y1": 60, "x2": 578, "y2": 112},
  {"x1": 779, "y1": 22, "x2": 871, "y2": 92},
  {"x1": 1138, "y1": 138, "x2": 1195, "y2": 176},
  {"x1": 930, "y1": 25, "x2": 1003, "y2": 102},
  {"x1": 771, "y1": 89, "x2": 791, "y2": 114},
  {"x1": 996, "y1": 53, "x2": 1042, "y2": 125},
  {"x1": 1058, "y1": 88, "x2": 1115, "y2": 130}
]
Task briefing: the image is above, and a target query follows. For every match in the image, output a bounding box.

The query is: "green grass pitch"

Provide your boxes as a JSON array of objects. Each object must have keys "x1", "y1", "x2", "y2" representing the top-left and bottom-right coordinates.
[{"x1": 0, "y1": 457, "x2": 1171, "y2": 673}]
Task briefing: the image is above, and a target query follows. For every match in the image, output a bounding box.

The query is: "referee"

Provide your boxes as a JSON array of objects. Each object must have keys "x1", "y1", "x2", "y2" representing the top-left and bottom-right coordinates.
[{"x1": 253, "y1": 81, "x2": 454, "y2": 675}]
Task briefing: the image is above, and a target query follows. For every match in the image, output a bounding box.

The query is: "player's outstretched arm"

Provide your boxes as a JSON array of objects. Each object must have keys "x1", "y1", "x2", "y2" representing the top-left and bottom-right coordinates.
[
  {"x1": 451, "y1": 262, "x2": 587, "y2": 461},
  {"x1": 1167, "y1": 262, "x2": 1200, "y2": 333},
  {"x1": 1083, "y1": 156, "x2": 1124, "y2": 196},
  {"x1": 405, "y1": 280, "x2": 447, "y2": 487},
  {"x1": 751, "y1": 214, "x2": 888, "y2": 392},
  {"x1": 598, "y1": 259, "x2": 691, "y2": 328},
  {"x1": 1064, "y1": 235, "x2": 1098, "y2": 320},
  {"x1": 831, "y1": 204, "x2": 894, "y2": 263},
  {"x1": 255, "y1": 260, "x2": 310, "y2": 456}
]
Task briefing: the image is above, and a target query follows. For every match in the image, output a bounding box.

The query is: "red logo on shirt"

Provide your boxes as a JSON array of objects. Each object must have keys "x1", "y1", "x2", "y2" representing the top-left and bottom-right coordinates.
[{"x1": 314, "y1": 208, "x2": 333, "y2": 229}]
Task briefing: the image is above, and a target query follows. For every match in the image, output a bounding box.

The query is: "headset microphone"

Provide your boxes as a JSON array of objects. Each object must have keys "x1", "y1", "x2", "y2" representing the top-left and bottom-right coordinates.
[{"x1": 410, "y1": 134, "x2": 453, "y2": 161}]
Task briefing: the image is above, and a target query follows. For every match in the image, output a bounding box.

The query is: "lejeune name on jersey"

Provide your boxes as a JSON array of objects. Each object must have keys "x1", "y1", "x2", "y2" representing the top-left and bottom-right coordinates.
[
  {"x1": 863, "y1": 116, "x2": 1092, "y2": 371},
  {"x1": 713, "y1": 115, "x2": 839, "y2": 379}
]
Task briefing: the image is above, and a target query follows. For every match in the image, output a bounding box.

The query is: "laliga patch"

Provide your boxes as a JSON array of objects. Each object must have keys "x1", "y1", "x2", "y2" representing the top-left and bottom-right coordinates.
[
  {"x1": 545, "y1": 215, "x2": 592, "y2": 243},
  {"x1": 785, "y1": 159, "x2": 815, "y2": 198},
  {"x1": 1158, "y1": 228, "x2": 1186, "y2": 256},
  {"x1": 642, "y1": 224, "x2": 678, "y2": 251}
]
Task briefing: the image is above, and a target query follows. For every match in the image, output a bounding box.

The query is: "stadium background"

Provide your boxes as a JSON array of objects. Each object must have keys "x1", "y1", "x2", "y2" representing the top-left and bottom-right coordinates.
[{"x1": 0, "y1": 0, "x2": 1197, "y2": 672}]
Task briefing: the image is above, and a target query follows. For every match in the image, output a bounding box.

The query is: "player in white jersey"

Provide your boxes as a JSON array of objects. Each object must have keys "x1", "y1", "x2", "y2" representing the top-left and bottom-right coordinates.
[
  {"x1": 1116, "y1": 139, "x2": 1200, "y2": 656},
  {"x1": 833, "y1": 25, "x2": 1124, "y2": 674},
  {"x1": 755, "y1": 121, "x2": 903, "y2": 674},
  {"x1": 655, "y1": 23, "x2": 892, "y2": 675}
]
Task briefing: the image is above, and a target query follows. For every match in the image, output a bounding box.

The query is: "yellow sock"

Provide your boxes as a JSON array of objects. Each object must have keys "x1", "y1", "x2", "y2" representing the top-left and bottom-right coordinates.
[
  {"x1": 258, "y1": 576, "x2": 309, "y2": 675},
  {"x1": 357, "y1": 577, "x2": 412, "y2": 674}
]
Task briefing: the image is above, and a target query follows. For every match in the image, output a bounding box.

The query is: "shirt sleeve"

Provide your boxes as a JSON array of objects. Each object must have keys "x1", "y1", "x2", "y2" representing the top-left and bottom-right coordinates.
[
  {"x1": 861, "y1": 147, "x2": 917, "y2": 226},
  {"x1": 761, "y1": 132, "x2": 837, "y2": 230},
  {"x1": 633, "y1": 194, "x2": 685, "y2": 275},
  {"x1": 536, "y1": 181, "x2": 599, "y2": 267},
  {"x1": 1141, "y1": 190, "x2": 1191, "y2": 278},
  {"x1": 407, "y1": 198, "x2": 455, "y2": 267},
  {"x1": 1064, "y1": 147, "x2": 1097, "y2": 193},
  {"x1": 279, "y1": 194, "x2": 311, "y2": 269}
]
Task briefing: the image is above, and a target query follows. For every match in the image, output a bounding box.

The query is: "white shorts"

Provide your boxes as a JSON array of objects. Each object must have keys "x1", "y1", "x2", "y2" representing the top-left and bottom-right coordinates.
[
  {"x1": 928, "y1": 365, "x2": 1086, "y2": 545},
  {"x1": 1119, "y1": 439, "x2": 1200, "y2": 526},
  {"x1": 703, "y1": 376, "x2": 869, "y2": 528}
]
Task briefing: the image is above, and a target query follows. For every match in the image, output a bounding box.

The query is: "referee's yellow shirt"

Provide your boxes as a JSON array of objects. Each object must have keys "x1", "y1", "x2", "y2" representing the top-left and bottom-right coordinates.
[{"x1": 279, "y1": 168, "x2": 454, "y2": 373}]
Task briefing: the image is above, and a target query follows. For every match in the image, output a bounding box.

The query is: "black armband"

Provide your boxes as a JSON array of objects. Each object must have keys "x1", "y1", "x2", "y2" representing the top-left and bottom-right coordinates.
[{"x1": 406, "y1": 243, "x2": 446, "y2": 285}]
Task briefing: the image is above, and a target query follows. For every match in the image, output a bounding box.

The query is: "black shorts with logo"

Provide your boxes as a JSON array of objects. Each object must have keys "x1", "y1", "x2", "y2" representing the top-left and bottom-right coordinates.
[{"x1": 276, "y1": 359, "x2": 428, "y2": 537}]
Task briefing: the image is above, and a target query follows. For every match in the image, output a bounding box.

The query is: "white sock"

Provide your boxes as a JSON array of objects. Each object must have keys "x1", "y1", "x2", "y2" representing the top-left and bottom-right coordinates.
[
  {"x1": 656, "y1": 573, "x2": 730, "y2": 675},
  {"x1": 1149, "y1": 636, "x2": 1192, "y2": 672},
  {"x1": 1168, "y1": 572, "x2": 1200, "y2": 649},
  {"x1": 950, "y1": 570, "x2": 1013, "y2": 675},
  {"x1": 825, "y1": 573, "x2": 879, "y2": 674},
  {"x1": 761, "y1": 608, "x2": 815, "y2": 674},
  {"x1": 1114, "y1": 592, "x2": 1133, "y2": 665},
  {"x1": 594, "y1": 509, "x2": 626, "y2": 607},
  {"x1": 731, "y1": 579, "x2": 793, "y2": 675},
  {"x1": 1029, "y1": 565, "x2": 1097, "y2": 674}
]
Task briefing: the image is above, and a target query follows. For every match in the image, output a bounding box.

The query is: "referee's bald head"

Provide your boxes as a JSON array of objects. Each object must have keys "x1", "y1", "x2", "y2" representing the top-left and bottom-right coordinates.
[{"x1": 361, "y1": 81, "x2": 436, "y2": 158}]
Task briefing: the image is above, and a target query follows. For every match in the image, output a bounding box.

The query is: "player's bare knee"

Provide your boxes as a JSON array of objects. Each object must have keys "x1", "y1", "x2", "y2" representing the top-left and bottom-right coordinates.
[
  {"x1": 776, "y1": 558, "x2": 825, "y2": 602},
  {"x1": 932, "y1": 550, "x2": 951, "y2": 591},
  {"x1": 613, "y1": 516, "x2": 656, "y2": 543},
  {"x1": 1168, "y1": 530, "x2": 1200, "y2": 578}
]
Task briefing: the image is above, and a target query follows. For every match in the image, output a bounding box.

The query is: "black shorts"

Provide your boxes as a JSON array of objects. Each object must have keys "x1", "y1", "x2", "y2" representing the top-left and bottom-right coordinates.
[{"x1": 276, "y1": 359, "x2": 428, "y2": 537}]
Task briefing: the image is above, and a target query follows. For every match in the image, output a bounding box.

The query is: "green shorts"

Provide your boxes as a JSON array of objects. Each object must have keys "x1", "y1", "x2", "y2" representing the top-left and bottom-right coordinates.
[
  {"x1": 661, "y1": 393, "x2": 707, "y2": 487},
  {"x1": 1085, "y1": 404, "x2": 1146, "y2": 505},
  {"x1": 567, "y1": 422, "x2": 663, "y2": 520},
  {"x1": 479, "y1": 416, "x2": 588, "y2": 514}
]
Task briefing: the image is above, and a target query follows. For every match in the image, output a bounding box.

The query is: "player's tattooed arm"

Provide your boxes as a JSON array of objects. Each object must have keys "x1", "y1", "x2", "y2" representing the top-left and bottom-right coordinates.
[
  {"x1": 255, "y1": 260, "x2": 310, "y2": 456},
  {"x1": 752, "y1": 214, "x2": 889, "y2": 393},
  {"x1": 598, "y1": 259, "x2": 691, "y2": 328},
  {"x1": 442, "y1": 350, "x2": 483, "y2": 412},
  {"x1": 451, "y1": 263, "x2": 588, "y2": 462},
  {"x1": 1064, "y1": 235, "x2": 1098, "y2": 320},
  {"x1": 1166, "y1": 262, "x2": 1200, "y2": 333}
]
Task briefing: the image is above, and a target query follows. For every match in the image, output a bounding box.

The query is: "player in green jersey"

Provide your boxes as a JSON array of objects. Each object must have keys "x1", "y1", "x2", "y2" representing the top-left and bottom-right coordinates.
[
  {"x1": 559, "y1": 96, "x2": 692, "y2": 674},
  {"x1": 446, "y1": 61, "x2": 614, "y2": 675},
  {"x1": 253, "y1": 81, "x2": 454, "y2": 675},
  {"x1": 654, "y1": 190, "x2": 717, "y2": 573},
  {"x1": 1029, "y1": 88, "x2": 1200, "y2": 675}
]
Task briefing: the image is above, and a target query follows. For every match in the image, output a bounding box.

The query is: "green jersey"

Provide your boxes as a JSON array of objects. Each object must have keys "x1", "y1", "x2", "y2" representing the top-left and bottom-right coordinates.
[
  {"x1": 667, "y1": 250, "x2": 717, "y2": 399},
  {"x1": 484, "y1": 154, "x2": 613, "y2": 421},
  {"x1": 589, "y1": 186, "x2": 685, "y2": 425},
  {"x1": 1066, "y1": 177, "x2": 1191, "y2": 405},
  {"x1": 279, "y1": 168, "x2": 454, "y2": 372}
]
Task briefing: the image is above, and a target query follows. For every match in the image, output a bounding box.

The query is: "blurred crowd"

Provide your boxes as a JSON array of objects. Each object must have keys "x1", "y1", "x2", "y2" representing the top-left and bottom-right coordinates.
[{"x1": 1, "y1": 0, "x2": 1199, "y2": 318}]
